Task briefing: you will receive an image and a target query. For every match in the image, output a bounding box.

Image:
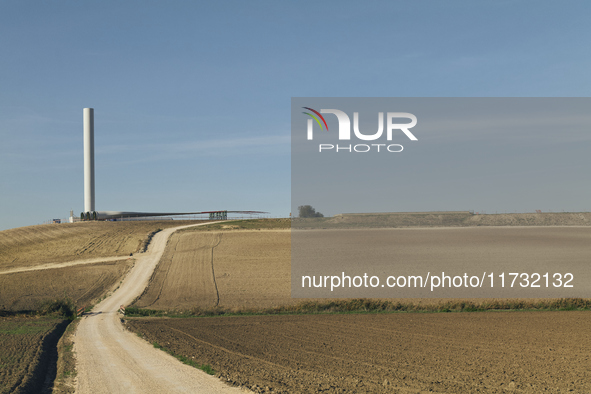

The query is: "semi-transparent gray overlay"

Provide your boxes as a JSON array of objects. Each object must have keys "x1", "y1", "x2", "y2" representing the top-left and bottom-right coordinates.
[{"x1": 291, "y1": 98, "x2": 591, "y2": 298}]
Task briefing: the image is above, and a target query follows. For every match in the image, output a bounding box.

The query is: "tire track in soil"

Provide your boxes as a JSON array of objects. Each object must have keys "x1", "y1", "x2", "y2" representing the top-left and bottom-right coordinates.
[
  {"x1": 133, "y1": 232, "x2": 222, "y2": 311},
  {"x1": 210, "y1": 233, "x2": 222, "y2": 307},
  {"x1": 145, "y1": 235, "x2": 181, "y2": 308}
]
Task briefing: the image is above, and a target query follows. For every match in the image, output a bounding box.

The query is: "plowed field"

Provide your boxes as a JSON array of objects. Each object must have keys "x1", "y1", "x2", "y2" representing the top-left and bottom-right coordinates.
[
  {"x1": 0, "y1": 317, "x2": 69, "y2": 394},
  {"x1": 127, "y1": 311, "x2": 591, "y2": 393}
]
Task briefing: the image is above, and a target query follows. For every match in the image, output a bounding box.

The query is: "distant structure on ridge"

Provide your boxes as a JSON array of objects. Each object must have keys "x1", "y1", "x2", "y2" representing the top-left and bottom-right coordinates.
[{"x1": 77, "y1": 108, "x2": 265, "y2": 221}]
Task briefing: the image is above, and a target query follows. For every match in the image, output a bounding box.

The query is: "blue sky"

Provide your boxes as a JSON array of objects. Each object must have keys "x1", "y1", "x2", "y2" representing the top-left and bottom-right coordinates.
[{"x1": 1, "y1": 1, "x2": 590, "y2": 230}]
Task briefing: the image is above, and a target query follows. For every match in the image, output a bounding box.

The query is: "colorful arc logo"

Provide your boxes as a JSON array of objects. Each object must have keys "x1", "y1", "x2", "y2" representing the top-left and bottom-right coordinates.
[{"x1": 302, "y1": 107, "x2": 329, "y2": 131}]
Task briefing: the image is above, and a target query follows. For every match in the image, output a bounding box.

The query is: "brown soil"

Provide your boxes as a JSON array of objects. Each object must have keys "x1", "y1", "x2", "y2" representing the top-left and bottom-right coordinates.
[
  {"x1": 0, "y1": 317, "x2": 69, "y2": 394},
  {"x1": 0, "y1": 220, "x2": 204, "y2": 271},
  {"x1": 0, "y1": 260, "x2": 133, "y2": 311},
  {"x1": 126, "y1": 311, "x2": 591, "y2": 393}
]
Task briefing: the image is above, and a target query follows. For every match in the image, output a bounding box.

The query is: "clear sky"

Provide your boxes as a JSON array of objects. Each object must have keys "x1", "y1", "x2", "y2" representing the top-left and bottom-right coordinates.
[{"x1": 1, "y1": 1, "x2": 590, "y2": 231}]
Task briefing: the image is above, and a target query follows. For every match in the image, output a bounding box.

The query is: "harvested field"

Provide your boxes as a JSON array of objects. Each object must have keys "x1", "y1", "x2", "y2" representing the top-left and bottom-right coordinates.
[
  {"x1": 133, "y1": 225, "x2": 591, "y2": 311},
  {"x1": 0, "y1": 317, "x2": 69, "y2": 394},
  {"x1": 213, "y1": 230, "x2": 291, "y2": 309},
  {"x1": 127, "y1": 311, "x2": 591, "y2": 393},
  {"x1": 0, "y1": 220, "x2": 204, "y2": 271},
  {"x1": 0, "y1": 260, "x2": 133, "y2": 311},
  {"x1": 133, "y1": 229, "x2": 295, "y2": 311},
  {"x1": 133, "y1": 232, "x2": 222, "y2": 310}
]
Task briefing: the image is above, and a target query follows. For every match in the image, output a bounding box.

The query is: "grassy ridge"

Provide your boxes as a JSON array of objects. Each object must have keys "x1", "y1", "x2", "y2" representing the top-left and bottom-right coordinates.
[
  {"x1": 0, "y1": 298, "x2": 77, "y2": 319},
  {"x1": 124, "y1": 297, "x2": 591, "y2": 318}
]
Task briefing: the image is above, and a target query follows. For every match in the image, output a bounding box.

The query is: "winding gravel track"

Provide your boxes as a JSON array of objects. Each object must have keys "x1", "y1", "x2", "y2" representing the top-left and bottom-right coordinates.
[{"x1": 74, "y1": 223, "x2": 247, "y2": 393}]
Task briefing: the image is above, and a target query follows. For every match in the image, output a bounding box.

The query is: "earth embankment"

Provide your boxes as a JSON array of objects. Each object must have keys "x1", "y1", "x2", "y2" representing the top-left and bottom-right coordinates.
[{"x1": 294, "y1": 212, "x2": 591, "y2": 229}]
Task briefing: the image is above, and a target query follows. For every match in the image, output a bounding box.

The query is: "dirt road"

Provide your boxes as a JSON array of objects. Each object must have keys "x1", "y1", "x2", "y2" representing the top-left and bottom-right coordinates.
[
  {"x1": 0, "y1": 256, "x2": 130, "y2": 275},
  {"x1": 74, "y1": 223, "x2": 247, "y2": 394}
]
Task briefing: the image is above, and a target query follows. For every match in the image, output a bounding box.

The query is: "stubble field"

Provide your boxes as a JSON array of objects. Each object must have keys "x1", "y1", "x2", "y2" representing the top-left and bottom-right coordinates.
[
  {"x1": 0, "y1": 220, "x2": 203, "y2": 271},
  {"x1": 133, "y1": 229, "x2": 296, "y2": 311},
  {"x1": 0, "y1": 220, "x2": 203, "y2": 312},
  {"x1": 0, "y1": 260, "x2": 133, "y2": 311},
  {"x1": 133, "y1": 225, "x2": 591, "y2": 311}
]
